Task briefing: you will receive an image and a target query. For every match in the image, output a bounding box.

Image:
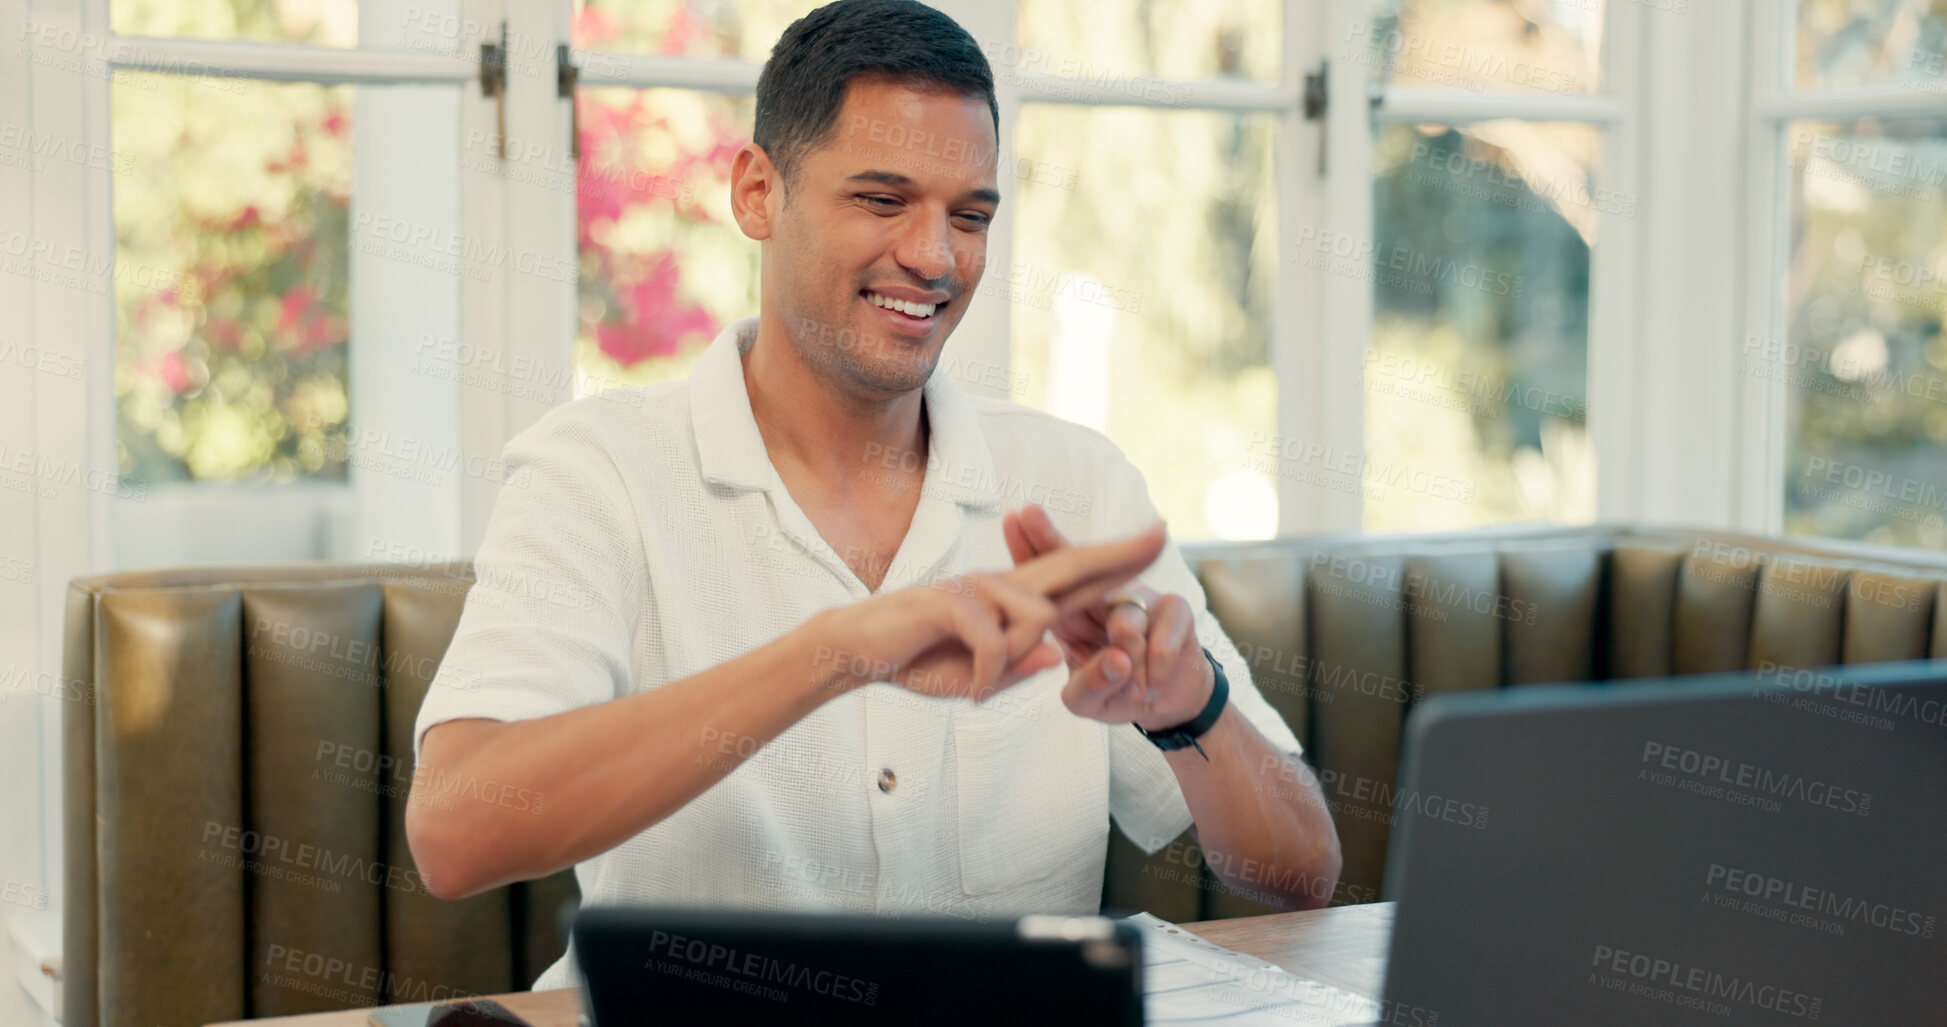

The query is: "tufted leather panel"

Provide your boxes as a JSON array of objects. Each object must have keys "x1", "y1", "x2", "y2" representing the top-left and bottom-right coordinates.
[
  {"x1": 1306, "y1": 552, "x2": 1409, "y2": 907},
  {"x1": 1745, "y1": 557, "x2": 1850, "y2": 670},
  {"x1": 1404, "y1": 551, "x2": 1502, "y2": 701},
  {"x1": 379, "y1": 582, "x2": 517, "y2": 1005},
  {"x1": 1671, "y1": 549, "x2": 1759, "y2": 674},
  {"x1": 1935, "y1": 583, "x2": 1947, "y2": 659},
  {"x1": 1500, "y1": 546, "x2": 1601, "y2": 686},
  {"x1": 1841, "y1": 571, "x2": 1936, "y2": 663},
  {"x1": 61, "y1": 585, "x2": 99, "y2": 1027},
  {"x1": 242, "y1": 585, "x2": 387, "y2": 1015},
  {"x1": 1607, "y1": 543, "x2": 1682, "y2": 679},
  {"x1": 1203, "y1": 552, "x2": 1312, "y2": 746},
  {"x1": 63, "y1": 566, "x2": 578, "y2": 1027},
  {"x1": 97, "y1": 588, "x2": 247, "y2": 1026}
]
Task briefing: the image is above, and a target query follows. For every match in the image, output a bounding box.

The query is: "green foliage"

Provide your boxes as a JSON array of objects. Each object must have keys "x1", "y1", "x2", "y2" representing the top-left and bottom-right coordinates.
[{"x1": 1782, "y1": 118, "x2": 1947, "y2": 549}]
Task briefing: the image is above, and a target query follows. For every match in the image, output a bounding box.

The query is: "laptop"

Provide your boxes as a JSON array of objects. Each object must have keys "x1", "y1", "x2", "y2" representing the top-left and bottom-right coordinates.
[
  {"x1": 1374, "y1": 660, "x2": 1947, "y2": 1026},
  {"x1": 573, "y1": 908, "x2": 1143, "y2": 1025}
]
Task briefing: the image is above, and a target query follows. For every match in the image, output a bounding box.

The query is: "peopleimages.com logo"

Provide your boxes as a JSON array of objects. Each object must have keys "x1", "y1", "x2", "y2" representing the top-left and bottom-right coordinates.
[{"x1": 1639, "y1": 741, "x2": 1872, "y2": 816}]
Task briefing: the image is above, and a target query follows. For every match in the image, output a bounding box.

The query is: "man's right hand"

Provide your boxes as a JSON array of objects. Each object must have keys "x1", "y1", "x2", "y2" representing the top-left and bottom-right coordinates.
[{"x1": 815, "y1": 519, "x2": 1168, "y2": 701}]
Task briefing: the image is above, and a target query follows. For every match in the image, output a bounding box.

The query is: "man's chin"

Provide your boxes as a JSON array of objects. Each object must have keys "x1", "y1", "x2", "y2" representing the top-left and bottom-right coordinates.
[{"x1": 850, "y1": 335, "x2": 940, "y2": 392}]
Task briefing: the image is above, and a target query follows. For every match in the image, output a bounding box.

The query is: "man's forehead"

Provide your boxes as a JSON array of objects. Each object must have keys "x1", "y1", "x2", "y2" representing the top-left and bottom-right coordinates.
[{"x1": 819, "y1": 79, "x2": 1000, "y2": 193}]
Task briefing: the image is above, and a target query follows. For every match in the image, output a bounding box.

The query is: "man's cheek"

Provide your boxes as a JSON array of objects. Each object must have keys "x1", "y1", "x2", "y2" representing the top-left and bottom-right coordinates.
[{"x1": 959, "y1": 237, "x2": 987, "y2": 282}]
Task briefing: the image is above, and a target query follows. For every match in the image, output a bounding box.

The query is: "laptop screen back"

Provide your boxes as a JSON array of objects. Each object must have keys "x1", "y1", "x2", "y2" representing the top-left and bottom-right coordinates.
[{"x1": 1378, "y1": 662, "x2": 1947, "y2": 1026}]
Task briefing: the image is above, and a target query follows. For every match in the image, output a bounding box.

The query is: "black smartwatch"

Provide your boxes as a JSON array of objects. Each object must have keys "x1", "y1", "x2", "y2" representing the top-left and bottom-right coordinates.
[{"x1": 1135, "y1": 647, "x2": 1229, "y2": 760}]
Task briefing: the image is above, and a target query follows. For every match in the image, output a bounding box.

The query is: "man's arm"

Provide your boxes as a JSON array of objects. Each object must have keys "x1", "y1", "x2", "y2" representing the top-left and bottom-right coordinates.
[
  {"x1": 407, "y1": 524, "x2": 1167, "y2": 900},
  {"x1": 409, "y1": 612, "x2": 848, "y2": 901},
  {"x1": 1152, "y1": 665, "x2": 1343, "y2": 911}
]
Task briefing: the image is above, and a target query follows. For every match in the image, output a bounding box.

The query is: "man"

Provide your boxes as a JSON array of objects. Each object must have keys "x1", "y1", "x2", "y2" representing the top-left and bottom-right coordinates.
[{"x1": 407, "y1": 0, "x2": 1341, "y2": 992}]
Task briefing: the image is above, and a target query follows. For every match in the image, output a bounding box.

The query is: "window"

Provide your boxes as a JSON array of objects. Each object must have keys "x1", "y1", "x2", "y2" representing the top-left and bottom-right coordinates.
[
  {"x1": 1015, "y1": 0, "x2": 1282, "y2": 84},
  {"x1": 1766, "y1": 1, "x2": 1947, "y2": 548},
  {"x1": 89, "y1": 0, "x2": 482, "y2": 567},
  {"x1": 1009, "y1": 0, "x2": 1286, "y2": 540},
  {"x1": 574, "y1": 86, "x2": 756, "y2": 389},
  {"x1": 567, "y1": 0, "x2": 1297, "y2": 540},
  {"x1": 113, "y1": 73, "x2": 354, "y2": 485},
  {"x1": 1793, "y1": 0, "x2": 1947, "y2": 89},
  {"x1": 567, "y1": 2, "x2": 814, "y2": 396},
  {"x1": 23, "y1": 0, "x2": 1686, "y2": 572},
  {"x1": 110, "y1": 0, "x2": 358, "y2": 46},
  {"x1": 1357, "y1": 0, "x2": 1612, "y2": 531}
]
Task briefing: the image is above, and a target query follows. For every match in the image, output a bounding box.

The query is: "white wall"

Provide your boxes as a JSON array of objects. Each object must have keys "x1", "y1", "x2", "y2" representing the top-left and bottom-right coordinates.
[{"x1": 2, "y1": 0, "x2": 109, "y2": 1017}]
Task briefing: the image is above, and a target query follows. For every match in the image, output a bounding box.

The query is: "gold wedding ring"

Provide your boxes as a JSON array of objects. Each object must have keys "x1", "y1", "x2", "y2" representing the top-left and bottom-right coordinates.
[{"x1": 1106, "y1": 591, "x2": 1149, "y2": 615}]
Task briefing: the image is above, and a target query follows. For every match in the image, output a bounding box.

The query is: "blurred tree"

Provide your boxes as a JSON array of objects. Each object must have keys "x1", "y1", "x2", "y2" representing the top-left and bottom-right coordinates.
[{"x1": 114, "y1": 71, "x2": 353, "y2": 485}]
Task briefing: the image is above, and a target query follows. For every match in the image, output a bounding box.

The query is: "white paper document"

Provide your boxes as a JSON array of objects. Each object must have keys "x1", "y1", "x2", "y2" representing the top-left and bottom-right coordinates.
[{"x1": 1129, "y1": 912, "x2": 1383, "y2": 1026}]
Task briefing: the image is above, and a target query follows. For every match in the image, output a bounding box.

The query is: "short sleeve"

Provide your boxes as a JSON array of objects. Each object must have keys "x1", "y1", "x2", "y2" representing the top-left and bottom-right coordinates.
[
  {"x1": 413, "y1": 407, "x2": 645, "y2": 763},
  {"x1": 1085, "y1": 444, "x2": 1305, "y2": 855}
]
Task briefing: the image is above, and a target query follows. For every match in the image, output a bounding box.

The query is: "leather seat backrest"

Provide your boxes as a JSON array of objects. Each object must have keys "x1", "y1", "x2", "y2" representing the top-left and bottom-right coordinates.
[
  {"x1": 63, "y1": 565, "x2": 579, "y2": 1027},
  {"x1": 1101, "y1": 526, "x2": 1947, "y2": 920}
]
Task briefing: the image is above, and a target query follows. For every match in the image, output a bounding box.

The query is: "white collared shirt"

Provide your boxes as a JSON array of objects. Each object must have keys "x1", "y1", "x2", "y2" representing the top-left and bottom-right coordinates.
[{"x1": 415, "y1": 317, "x2": 1302, "y2": 990}]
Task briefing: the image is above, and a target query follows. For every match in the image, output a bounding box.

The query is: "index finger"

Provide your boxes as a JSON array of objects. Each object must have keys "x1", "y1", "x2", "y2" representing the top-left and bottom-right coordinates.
[
  {"x1": 1016, "y1": 503, "x2": 1070, "y2": 555},
  {"x1": 1002, "y1": 510, "x2": 1038, "y2": 568},
  {"x1": 1008, "y1": 520, "x2": 1166, "y2": 613}
]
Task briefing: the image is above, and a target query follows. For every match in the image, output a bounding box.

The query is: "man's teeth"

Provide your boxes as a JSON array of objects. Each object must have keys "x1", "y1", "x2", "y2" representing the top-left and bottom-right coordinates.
[{"x1": 865, "y1": 292, "x2": 938, "y2": 318}]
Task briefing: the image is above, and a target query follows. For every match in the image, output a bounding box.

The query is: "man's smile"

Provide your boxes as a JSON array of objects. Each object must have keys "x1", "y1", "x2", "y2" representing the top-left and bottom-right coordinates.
[{"x1": 861, "y1": 287, "x2": 949, "y2": 335}]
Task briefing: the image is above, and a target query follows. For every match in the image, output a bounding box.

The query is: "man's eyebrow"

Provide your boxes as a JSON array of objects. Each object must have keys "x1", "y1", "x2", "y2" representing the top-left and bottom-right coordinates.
[{"x1": 846, "y1": 169, "x2": 1001, "y2": 206}]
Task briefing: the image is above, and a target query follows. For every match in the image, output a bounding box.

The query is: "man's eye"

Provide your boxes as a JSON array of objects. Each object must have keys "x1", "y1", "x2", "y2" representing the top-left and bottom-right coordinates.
[
  {"x1": 860, "y1": 195, "x2": 899, "y2": 208},
  {"x1": 956, "y1": 212, "x2": 992, "y2": 227}
]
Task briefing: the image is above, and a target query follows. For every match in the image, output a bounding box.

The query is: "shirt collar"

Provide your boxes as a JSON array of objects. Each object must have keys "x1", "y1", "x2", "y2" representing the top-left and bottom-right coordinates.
[{"x1": 688, "y1": 316, "x2": 1002, "y2": 511}]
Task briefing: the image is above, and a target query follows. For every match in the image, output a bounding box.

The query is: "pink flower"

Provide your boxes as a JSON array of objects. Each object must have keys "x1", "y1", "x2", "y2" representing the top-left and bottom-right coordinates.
[
  {"x1": 157, "y1": 350, "x2": 191, "y2": 393},
  {"x1": 596, "y1": 253, "x2": 717, "y2": 365}
]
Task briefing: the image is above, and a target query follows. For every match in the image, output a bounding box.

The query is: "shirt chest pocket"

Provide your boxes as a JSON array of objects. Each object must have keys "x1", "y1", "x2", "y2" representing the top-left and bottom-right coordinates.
[{"x1": 950, "y1": 683, "x2": 1112, "y2": 897}]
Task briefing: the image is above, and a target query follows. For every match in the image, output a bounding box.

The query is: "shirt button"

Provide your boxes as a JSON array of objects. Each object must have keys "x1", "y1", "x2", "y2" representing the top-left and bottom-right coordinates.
[{"x1": 876, "y1": 768, "x2": 897, "y2": 794}]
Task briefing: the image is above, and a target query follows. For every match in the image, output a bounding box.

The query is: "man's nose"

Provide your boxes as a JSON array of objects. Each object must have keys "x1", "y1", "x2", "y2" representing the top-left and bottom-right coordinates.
[{"x1": 894, "y1": 213, "x2": 956, "y2": 283}]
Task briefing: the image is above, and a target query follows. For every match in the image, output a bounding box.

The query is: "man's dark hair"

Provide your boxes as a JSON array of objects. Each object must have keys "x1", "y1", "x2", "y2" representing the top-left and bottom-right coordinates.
[{"x1": 754, "y1": 0, "x2": 999, "y2": 189}]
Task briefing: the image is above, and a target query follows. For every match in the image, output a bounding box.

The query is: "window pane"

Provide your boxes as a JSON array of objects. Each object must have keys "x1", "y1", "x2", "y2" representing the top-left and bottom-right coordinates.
[
  {"x1": 575, "y1": 88, "x2": 756, "y2": 392},
  {"x1": 1015, "y1": 0, "x2": 1280, "y2": 85},
  {"x1": 1359, "y1": 0, "x2": 1605, "y2": 95},
  {"x1": 1779, "y1": 118, "x2": 1947, "y2": 548},
  {"x1": 572, "y1": 0, "x2": 823, "y2": 59},
  {"x1": 111, "y1": 0, "x2": 356, "y2": 47},
  {"x1": 1794, "y1": 0, "x2": 1947, "y2": 91},
  {"x1": 1363, "y1": 121, "x2": 1600, "y2": 531},
  {"x1": 1011, "y1": 107, "x2": 1277, "y2": 541},
  {"x1": 113, "y1": 72, "x2": 353, "y2": 485}
]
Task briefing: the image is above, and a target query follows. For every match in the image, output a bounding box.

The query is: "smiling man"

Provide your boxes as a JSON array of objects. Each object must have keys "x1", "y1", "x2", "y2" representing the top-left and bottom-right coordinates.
[{"x1": 406, "y1": 0, "x2": 1340, "y2": 993}]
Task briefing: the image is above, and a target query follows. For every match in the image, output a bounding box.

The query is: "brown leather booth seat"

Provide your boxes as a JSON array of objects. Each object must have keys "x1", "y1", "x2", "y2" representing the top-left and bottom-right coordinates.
[
  {"x1": 1116, "y1": 523, "x2": 1947, "y2": 923},
  {"x1": 63, "y1": 525, "x2": 1947, "y2": 1025},
  {"x1": 63, "y1": 564, "x2": 578, "y2": 1027}
]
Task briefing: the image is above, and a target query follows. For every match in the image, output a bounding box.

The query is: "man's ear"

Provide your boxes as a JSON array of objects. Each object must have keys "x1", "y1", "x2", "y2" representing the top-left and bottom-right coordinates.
[{"x1": 730, "y1": 143, "x2": 781, "y2": 241}]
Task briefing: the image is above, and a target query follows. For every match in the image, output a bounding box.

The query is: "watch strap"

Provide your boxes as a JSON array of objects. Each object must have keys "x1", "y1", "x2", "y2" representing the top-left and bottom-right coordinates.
[{"x1": 1135, "y1": 647, "x2": 1229, "y2": 760}]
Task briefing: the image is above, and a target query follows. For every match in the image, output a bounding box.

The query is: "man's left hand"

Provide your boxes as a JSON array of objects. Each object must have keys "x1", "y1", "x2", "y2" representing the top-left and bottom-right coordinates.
[{"x1": 1003, "y1": 504, "x2": 1214, "y2": 731}]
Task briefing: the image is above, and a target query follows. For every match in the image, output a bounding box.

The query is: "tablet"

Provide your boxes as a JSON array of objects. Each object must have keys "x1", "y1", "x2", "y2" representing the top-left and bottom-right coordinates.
[{"x1": 574, "y1": 907, "x2": 1143, "y2": 1026}]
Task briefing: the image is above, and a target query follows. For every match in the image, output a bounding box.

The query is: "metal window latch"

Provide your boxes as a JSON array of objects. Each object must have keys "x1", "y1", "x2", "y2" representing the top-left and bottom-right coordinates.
[
  {"x1": 1303, "y1": 61, "x2": 1329, "y2": 120},
  {"x1": 1303, "y1": 60, "x2": 1328, "y2": 176},
  {"x1": 480, "y1": 21, "x2": 507, "y2": 159},
  {"x1": 557, "y1": 44, "x2": 581, "y2": 161}
]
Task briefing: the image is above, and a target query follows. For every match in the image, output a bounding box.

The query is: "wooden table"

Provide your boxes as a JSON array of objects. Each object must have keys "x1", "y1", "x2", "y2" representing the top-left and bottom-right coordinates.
[{"x1": 210, "y1": 902, "x2": 1395, "y2": 1026}]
